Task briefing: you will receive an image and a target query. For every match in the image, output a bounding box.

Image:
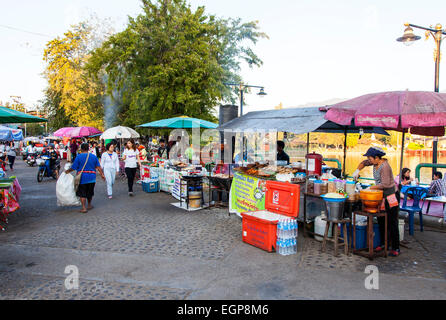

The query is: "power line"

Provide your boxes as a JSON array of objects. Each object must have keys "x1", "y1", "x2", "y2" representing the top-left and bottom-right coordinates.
[{"x1": 0, "y1": 24, "x2": 52, "y2": 38}]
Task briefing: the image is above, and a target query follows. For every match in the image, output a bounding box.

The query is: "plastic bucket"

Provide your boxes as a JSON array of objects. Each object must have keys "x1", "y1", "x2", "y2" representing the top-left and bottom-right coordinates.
[
  {"x1": 189, "y1": 191, "x2": 202, "y2": 208},
  {"x1": 399, "y1": 219, "x2": 405, "y2": 242}
]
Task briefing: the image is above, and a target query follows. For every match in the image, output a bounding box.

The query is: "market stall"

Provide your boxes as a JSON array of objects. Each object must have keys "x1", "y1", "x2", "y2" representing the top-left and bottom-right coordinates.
[
  {"x1": 0, "y1": 176, "x2": 22, "y2": 231},
  {"x1": 0, "y1": 107, "x2": 46, "y2": 230},
  {"x1": 139, "y1": 158, "x2": 210, "y2": 211},
  {"x1": 217, "y1": 106, "x2": 391, "y2": 254}
]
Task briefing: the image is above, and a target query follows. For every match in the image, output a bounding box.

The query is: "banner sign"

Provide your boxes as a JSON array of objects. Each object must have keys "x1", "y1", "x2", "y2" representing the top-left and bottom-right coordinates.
[{"x1": 229, "y1": 172, "x2": 266, "y2": 216}]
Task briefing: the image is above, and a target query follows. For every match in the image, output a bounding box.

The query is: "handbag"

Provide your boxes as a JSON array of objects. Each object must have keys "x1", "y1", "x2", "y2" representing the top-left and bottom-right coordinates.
[{"x1": 74, "y1": 153, "x2": 90, "y2": 191}]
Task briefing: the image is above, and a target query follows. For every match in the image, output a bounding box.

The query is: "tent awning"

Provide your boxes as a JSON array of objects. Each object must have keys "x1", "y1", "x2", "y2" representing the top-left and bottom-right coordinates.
[
  {"x1": 218, "y1": 107, "x2": 389, "y2": 135},
  {"x1": 0, "y1": 106, "x2": 47, "y2": 124}
]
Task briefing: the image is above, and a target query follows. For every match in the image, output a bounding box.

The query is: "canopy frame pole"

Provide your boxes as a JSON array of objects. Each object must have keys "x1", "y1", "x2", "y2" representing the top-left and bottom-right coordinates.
[
  {"x1": 399, "y1": 131, "x2": 406, "y2": 186},
  {"x1": 343, "y1": 127, "x2": 347, "y2": 177}
]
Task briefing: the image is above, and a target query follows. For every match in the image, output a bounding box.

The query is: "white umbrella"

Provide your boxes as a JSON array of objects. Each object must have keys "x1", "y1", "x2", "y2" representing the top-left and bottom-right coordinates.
[{"x1": 100, "y1": 126, "x2": 140, "y2": 140}]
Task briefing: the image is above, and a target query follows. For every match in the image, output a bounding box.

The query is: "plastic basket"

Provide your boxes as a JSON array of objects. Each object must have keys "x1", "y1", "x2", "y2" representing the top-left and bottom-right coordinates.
[{"x1": 142, "y1": 179, "x2": 159, "y2": 193}]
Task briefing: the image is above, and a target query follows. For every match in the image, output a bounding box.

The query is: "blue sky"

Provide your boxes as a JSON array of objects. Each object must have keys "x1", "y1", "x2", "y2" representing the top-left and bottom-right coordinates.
[{"x1": 1, "y1": 0, "x2": 445, "y2": 114}]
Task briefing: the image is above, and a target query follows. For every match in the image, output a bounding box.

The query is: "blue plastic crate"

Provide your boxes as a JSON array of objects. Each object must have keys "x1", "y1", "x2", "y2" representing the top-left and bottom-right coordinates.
[
  {"x1": 340, "y1": 223, "x2": 381, "y2": 249},
  {"x1": 142, "y1": 179, "x2": 159, "y2": 193}
]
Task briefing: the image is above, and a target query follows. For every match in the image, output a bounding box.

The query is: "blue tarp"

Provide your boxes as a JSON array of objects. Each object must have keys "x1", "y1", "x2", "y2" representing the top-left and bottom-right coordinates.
[{"x1": 0, "y1": 126, "x2": 23, "y2": 141}]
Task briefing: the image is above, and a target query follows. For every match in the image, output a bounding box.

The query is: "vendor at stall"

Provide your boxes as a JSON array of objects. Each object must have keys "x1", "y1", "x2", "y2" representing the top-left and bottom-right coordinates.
[
  {"x1": 352, "y1": 146, "x2": 400, "y2": 257},
  {"x1": 277, "y1": 141, "x2": 290, "y2": 165},
  {"x1": 158, "y1": 138, "x2": 169, "y2": 159}
]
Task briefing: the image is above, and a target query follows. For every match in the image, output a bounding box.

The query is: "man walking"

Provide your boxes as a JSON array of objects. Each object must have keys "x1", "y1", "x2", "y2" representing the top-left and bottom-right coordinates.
[{"x1": 65, "y1": 143, "x2": 105, "y2": 213}]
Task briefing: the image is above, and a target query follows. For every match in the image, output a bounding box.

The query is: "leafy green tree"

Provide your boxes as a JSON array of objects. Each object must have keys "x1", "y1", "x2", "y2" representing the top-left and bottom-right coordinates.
[
  {"x1": 43, "y1": 16, "x2": 114, "y2": 129},
  {"x1": 39, "y1": 88, "x2": 74, "y2": 132},
  {"x1": 87, "y1": 0, "x2": 267, "y2": 127}
]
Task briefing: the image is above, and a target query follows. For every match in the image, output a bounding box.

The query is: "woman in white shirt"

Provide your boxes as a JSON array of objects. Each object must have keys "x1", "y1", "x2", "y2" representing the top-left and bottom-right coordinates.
[
  {"x1": 6, "y1": 142, "x2": 16, "y2": 171},
  {"x1": 101, "y1": 143, "x2": 120, "y2": 199},
  {"x1": 122, "y1": 139, "x2": 141, "y2": 196}
]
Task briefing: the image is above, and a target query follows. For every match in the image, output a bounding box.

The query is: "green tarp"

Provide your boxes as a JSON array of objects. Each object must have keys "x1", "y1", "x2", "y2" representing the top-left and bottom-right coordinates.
[{"x1": 0, "y1": 106, "x2": 48, "y2": 123}]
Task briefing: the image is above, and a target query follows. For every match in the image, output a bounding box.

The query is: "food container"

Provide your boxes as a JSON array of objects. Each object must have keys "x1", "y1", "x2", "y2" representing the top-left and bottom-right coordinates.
[
  {"x1": 335, "y1": 179, "x2": 345, "y2": 192},
  {"x1": 320, "y1": 181, "x2": 328, "y2": 195},
  {"x1": 328, "y1": 179, "x2": 336, "y2": 193},
  {"x1": 346, "y1": 180, "x2": 356, "y2": 196},
  {"x1": 313, "y1": 180, "x2": 322, "y2": 195},
  {"x1": 359, "y1": 189, "x2": 383, "y2": 213},
  {"x1": 307, "y1": 178, "x2": 315, "y2": 193}
]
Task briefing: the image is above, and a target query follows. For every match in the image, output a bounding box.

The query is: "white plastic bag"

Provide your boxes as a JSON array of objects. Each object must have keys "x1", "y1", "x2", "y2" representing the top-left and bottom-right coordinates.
[{"x1": 56, "y1": 164, "x2": 81, "y2": 207}]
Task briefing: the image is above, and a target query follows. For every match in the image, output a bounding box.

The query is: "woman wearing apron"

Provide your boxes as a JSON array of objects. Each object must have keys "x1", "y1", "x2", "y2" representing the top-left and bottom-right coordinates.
[{"x1": 352, "y1": 147, "x2": 400, "y2": 257}]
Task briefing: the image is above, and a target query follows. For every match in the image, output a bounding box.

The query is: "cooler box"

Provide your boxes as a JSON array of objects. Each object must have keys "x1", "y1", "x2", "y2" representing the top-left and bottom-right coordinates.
[
  {"x1": 241, "y1": 181, "x2": 300, "y2": 252},
  {"x1": 142, "y1": 179, "x2": 160, "y2": 193}
]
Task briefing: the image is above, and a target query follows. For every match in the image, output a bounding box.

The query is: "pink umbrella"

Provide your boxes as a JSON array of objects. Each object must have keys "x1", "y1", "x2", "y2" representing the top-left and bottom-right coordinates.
[
  {"x1": 54, "y1": 126, "x2": 102, "y2": 138},
  {"x1": 324, "y1": 91, "x2": 446, "y2": 136},
  {"x1": 324, "y1": 90, "x2": 446, "y2": 180}
]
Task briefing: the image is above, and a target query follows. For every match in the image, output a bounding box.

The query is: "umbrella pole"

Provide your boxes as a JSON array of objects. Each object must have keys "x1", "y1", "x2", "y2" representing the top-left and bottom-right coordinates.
[
  {"x1": 343, "y1": 127, "x2": 347, "y2": 177},
  {"x1": 399, "y1": 131, "x2": 406, "y2": 185}
]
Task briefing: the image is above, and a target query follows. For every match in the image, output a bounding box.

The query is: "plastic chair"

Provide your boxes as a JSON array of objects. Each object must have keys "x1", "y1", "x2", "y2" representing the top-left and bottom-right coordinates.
[{"x1": 400, "y1": 186, "x2": 427, "y2": 235}]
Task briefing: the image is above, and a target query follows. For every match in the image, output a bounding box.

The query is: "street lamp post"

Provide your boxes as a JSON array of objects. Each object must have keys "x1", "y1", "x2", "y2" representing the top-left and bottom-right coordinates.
[
  {"x1": 397, "y1": 23, "x2": 446, "y2": 175},
  {"x1": 224, "y1": 83, "x2": 267, "y2": 116}
]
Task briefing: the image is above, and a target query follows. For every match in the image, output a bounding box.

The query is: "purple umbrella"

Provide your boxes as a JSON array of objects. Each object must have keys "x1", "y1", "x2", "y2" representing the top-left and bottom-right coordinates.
[
  {"x1": 54, "y1": 127, "x2": 102, "y2": 138},
  {"x1": 324, "y1": 91, "x2": 446, "y2": 136}
]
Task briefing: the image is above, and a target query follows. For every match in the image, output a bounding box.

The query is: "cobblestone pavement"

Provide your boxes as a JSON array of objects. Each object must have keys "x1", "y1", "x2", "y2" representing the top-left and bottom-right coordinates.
[{"x1": 0, "y1": 160, "x2": 445, "y2": 300}]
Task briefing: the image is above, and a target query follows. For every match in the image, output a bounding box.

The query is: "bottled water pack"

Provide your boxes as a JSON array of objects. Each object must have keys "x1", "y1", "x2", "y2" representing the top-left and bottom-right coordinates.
[{"x1": 276, "y1": 218, "x2": 298, "y2": 256}]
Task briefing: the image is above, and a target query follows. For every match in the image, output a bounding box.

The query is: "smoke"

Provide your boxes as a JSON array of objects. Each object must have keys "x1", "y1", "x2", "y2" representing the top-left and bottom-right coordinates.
[{"x1": 102, "y1": 74, "x2": 122, "y2": 129}]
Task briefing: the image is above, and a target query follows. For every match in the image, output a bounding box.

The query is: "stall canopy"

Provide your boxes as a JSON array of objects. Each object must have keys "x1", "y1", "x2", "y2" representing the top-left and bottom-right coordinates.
[
  {"x1": 0, "y1": 106, "x2": 47, "y2": 124},
  {"x1": 138, "y1": 116, "x2": 218, "y2": 129},
  {"x1": 218, "y1": 106, "x2": 389, "y2": 135}
]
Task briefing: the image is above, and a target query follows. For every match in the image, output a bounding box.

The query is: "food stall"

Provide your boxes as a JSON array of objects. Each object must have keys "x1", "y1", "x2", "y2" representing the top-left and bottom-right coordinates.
[
  {"x1": 140, "y1": 158, "x2": 210, "y2": 211},
  {"x1": 218, "y1": 107, "x2": 389, "y2": 250},
  {"x1": 0, "y1": 175, "x2": 21, "y2": 231}
]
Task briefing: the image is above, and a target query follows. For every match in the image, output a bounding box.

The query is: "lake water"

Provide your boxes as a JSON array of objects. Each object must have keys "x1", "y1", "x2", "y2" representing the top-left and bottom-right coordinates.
[{"x1": 287, "y1": 149, "x2": 446, "y2": 184}]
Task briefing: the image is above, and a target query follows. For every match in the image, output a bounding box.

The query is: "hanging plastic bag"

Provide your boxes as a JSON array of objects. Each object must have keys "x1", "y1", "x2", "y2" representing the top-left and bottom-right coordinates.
[{"x1": 56, "y1": 164, "x2": 81, "y2": 207}]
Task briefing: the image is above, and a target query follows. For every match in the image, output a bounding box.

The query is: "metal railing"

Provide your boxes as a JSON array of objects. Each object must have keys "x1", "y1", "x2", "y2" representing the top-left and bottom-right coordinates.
[{"x1": 415, "y1": 163, "x2": 446, "y2": 183}]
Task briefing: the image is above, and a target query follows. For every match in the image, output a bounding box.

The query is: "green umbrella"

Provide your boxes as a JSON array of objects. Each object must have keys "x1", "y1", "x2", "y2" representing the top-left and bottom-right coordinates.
[
  {"x1": 137, "y1": 116, "x2": 217, "y2": 129},
  {"x1": 0, "y1": 106, "x2": 48, "y2": 123}
]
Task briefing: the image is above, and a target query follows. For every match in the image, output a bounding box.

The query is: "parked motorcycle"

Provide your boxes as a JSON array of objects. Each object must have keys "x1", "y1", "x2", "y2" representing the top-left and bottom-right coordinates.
[
  {"x1": 26, "y1": 153, "x2": 37, "y2": 167},
  {"x1": 37, "y1": 155, "x2": 60, "y2": 182}
]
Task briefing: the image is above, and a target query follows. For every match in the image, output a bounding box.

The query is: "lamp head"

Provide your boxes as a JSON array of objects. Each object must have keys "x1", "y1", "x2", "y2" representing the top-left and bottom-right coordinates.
[
  {"x1": 397, "y1": 26, "x2": 421, "y2": 46},
  {"x1": 257, "y1": 88, "x2": 267, "y2": 97}
]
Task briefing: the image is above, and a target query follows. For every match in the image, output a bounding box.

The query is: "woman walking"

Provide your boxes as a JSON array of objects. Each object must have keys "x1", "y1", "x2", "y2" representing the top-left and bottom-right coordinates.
[
  {"x1": 352, "y1": 147, "x2": 400, "y2": 257},
  {"x1": 6, "y1": 142, "x2": 16, "y2": 171},
  {"x1": 122, "y1": 139, "x2": 141, "y2": 196},
  {"x1": 101, "y1": 143, "x2": 120, "y2": 199}
]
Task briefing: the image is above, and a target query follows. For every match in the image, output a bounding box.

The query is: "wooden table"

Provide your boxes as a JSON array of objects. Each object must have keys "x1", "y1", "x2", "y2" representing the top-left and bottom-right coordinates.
[{"x1": 353, "y1": 210, "x2": 387, "y2": 260}]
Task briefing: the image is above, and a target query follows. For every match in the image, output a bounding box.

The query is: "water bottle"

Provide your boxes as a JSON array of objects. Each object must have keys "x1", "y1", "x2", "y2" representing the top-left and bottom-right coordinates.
[
  {"x1": 276, "y1": 239, "x2": 281, "y2": 255},
  {"x1": 277, "y1": 220, "x2": 282, "y2": 238},
  {"x1": 283, "y1": 219, "x2": 287, "y2": 238},
  {"x1": 293, "y1": 238, "x2": 297, "y2": 254},
  {"x1": 294, "y1": 220, "x2": 299, "y2": 238},
  {"x1": 286, "y1": 239, "x2": 291, "y2": 255}
]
